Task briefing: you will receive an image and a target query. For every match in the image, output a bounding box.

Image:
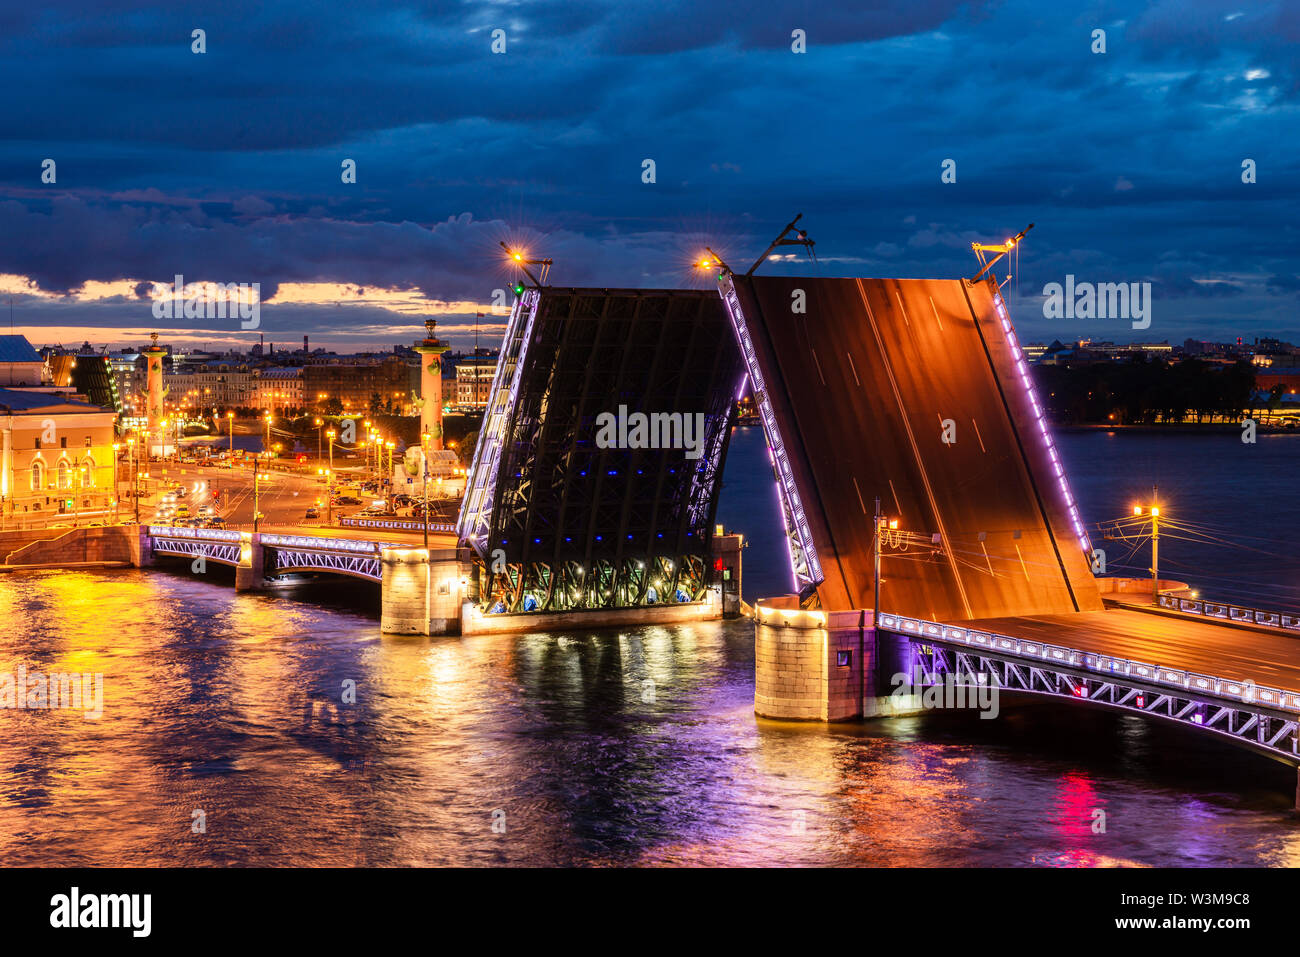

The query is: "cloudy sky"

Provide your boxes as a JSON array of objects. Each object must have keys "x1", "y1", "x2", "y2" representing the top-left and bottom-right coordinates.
[{"x1": 1, "y1": 0, "x2": 1297, "y2": 352}]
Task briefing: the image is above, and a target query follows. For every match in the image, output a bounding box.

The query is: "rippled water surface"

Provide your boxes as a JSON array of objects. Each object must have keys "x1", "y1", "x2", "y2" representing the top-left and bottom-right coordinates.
[{"x1": 2, "y1": 428, "x2": 1299, "y2": 866}]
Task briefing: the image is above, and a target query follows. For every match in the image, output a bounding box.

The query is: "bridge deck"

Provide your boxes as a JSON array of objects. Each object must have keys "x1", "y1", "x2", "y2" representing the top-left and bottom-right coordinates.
[
  {"x1": 725, "y1": 274, "x2": 1100, "y2": 619},
  {"x1": 965, "y1": 607, "x2": 1300, "y2": 691}
]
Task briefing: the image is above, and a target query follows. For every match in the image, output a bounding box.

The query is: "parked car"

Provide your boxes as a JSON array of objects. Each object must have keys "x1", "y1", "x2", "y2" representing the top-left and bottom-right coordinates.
[{"x1": 304, "y1": 506, "x2": 320, "y2": 519}]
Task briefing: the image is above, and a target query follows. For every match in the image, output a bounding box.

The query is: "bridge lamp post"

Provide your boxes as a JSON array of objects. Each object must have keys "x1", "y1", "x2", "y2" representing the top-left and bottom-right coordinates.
[
  {"x1": 128, "y1": 436, "x2": 139, "y2": 524},
  {"x1": 227, "y1": 411, "x2": 234, "y2": 456},
  {"x1": 112, "y1": 443, "x2": 121, "y2": 523},
  {"x1": 314, "y1": 417, "x2": 323, "y2": 467},
  {"x1": 326, "y1": 428, "x2": 337, "y2": 525},
  {"x1": 253, "y1": 457, "x2": 261, "y2": 533},
  {"x1": 421, "y1": 428, "x2": 431, "y2": 550},
  {"x1": 1133, "y1": 496, "x2": 1161, "y2": 605}
]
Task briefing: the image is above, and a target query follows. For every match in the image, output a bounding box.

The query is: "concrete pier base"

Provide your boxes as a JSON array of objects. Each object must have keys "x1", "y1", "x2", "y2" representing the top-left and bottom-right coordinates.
[
  {"x1": 753, "y1": 596, "x2": 927, "y2": 722},
  {"x1": 380, "y1": 548, "x2": 468, "y2": 635},
  {"x1": 234, "y1": 534, "x2": 264, "y2": 592}
]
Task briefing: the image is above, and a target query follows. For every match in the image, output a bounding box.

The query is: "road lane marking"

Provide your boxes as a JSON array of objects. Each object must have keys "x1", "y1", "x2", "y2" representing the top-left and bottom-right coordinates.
[
  {"x1": 860, "y1": 279, "x2": 971, "y2": 618},
  {"x1": 929, "y1": 295, "x2": 943, "y2": 332},
  {"x1": 846, "y1": 352, "x2": 861, "y2": 386},
  {"x1": 894, "y1": 290, "x2": 911, "y2": 327},
  {"x1": 810, "y1": 348, "x2": 826, "y2": 386},
  {"x1": 852, "y1": 476, "x2": 868, "y2": 515}
]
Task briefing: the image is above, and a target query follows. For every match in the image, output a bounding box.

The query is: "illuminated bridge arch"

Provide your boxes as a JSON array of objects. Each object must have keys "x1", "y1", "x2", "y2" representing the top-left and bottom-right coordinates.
[
  {"x1": 265, "y1": 547, "x2": 381, "y2": 582},
  {"x1": 149, "y1": 526, "x2": 242, "y2": 566},
  {"x1": 260, "y1": 533, "x2": 385, "y2": 583}
]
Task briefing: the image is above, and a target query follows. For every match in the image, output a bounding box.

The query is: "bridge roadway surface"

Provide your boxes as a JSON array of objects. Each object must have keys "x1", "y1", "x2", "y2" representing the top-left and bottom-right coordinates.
[
  {"x1": 963, "y1": 607, "x2": 1300, "y2": 691},
  {"x1": 729, "y1": 275, "x2": 1100, "y2": 620}
]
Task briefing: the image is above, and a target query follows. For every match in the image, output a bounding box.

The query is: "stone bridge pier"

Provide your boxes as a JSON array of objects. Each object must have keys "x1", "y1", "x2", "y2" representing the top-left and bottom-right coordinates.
[
  {"x1": 234, "y1": 533, "x2": 264, "y2": 592},
  {"x1": 379, "y1": 547, "x2": 474, "y2": 636},
  {"x1": 753, "y1": 597, "x2": 925, "y2": 721}
]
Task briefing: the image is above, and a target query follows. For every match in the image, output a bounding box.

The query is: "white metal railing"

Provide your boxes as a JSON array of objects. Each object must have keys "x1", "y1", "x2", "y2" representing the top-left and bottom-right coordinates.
[
  {"x1": 877, "y1": 613, "x2": 1300, "y2": 714},
  {"x1": 148, "y1": 525, "x2": 241, "y2": 543},
  {"x1": 1156, "y1": 594, "x2": 1300, "y2": 632},
  {"x1": 339, "y1": 516, "x2": 457, "y2": 533},
  {"x1": 260, "y1": 533, "x2": 391, "y2": 554}
]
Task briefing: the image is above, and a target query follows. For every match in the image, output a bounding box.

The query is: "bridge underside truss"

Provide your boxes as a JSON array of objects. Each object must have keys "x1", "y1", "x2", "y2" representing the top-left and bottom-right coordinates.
[
  {"x1": 912, "y1": 640, "x2": 1300, "y2": 763},
  {"x1": 463, "y1": 288, "x2": 743, "y2": 614},
  {"x1": 151, "y1": 536, "x2": 241, "y2": 566},
  {"x1": 267, "y1": 547, "x2": 381, "y2": 582}
]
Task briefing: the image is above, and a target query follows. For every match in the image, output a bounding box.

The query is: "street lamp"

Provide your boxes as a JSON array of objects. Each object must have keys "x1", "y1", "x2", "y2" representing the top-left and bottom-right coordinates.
[
  {"x1": 326, "y1": 429, "x2": 336, "y2": 525},
  {"x1": 112, "y1": 442, "x2": 121, "y2": 523},
  {"x1": 227, "y1": 411, "x2": 235, "y2": 456},
  {"x1": 128, "y1": 435, "x2": 139, "y2": 523},
  {"x1": 1133, "y1": 488, "x2": 1161, "y2": 605},
  {"x1": 421, "y1": 428, "x2": 431, "y2": 549}
]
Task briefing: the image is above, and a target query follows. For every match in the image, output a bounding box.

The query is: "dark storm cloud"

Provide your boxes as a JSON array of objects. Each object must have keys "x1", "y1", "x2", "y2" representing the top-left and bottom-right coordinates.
[{"x1": 0, "y1": 0, "x2": 1297, "y2": 348}]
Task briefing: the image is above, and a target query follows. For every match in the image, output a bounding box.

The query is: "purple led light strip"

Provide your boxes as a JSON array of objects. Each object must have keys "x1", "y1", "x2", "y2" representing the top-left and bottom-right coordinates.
[
  {"x1": 990, "y1": 290, "x2": 1091, "y2": 555},
  {"x1": 719, "y1": 275, "x2": 823, "y2": 591},
  {"x1": 457, "y1": 289, "x2": 541, "y2": 552}
]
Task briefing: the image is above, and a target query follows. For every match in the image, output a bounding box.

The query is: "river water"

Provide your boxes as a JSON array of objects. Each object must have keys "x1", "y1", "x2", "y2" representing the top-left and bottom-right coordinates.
[{"x1": 3, "y1": 427, "x2": 1300, "y2": 866}]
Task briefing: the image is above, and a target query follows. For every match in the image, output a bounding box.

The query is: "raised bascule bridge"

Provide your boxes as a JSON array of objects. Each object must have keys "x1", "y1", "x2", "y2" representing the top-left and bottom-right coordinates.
[
  {"x1": 130, "y1": 223, "x2": 1300, "y2": 800},
  {"x1": 719, "y1": 240, "x2": 1300, "y2": 802},
  {"x1": 457, "y1": 285, "x2": 745, "y2": 632}
]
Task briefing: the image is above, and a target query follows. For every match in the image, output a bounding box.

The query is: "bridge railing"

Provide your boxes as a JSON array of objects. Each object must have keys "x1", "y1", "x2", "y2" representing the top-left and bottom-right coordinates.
[
  {"x1": 260, "y1": 533, "x2": 395, "y2": 553},
  {"x1": 878, "y1": 613, "x2": 1300, "y2": 714},
  {"x1": 338, "y1": 516, "x2": 458, "y2": 533},
  {"x1": 148, "y1": 525, "x2": 242, "y2": 543},
  {"x1": 1155, "y1": 594, "x2": 1300, "y2": 632}
]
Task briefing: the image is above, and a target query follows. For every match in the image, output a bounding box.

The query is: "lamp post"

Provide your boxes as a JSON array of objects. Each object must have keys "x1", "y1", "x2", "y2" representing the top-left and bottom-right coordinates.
[
  {"x1": 227, "y1": 411, "x2": 234, "y2": 456},
  {"x1": 128, "y1": 435, "x2": 139, "y2": 524},
  {"x1": 1133, "y1": 486, "x2": 1161, "y2": 605},
  {"x1": 112, "y1": 442, "x2": 120, "y2": 523},
  {"x1": 385, "y1": 440, "x2": 394, "y2": 493},
  {"x1": 326, "y1": 428, "x2": 336, "y2": 526},
  {"x1": 253, "y1": 456, "x2": 261, "y2": 533},
  {"x1": 314, "y1": 417, "x2": 323, "y2": 468},
  {"x1": 422, "y1": 428, "x2": 431, "y2": 550},
  {"x1": 263, "y1": 411, "x2": 272, "y2": 454}
]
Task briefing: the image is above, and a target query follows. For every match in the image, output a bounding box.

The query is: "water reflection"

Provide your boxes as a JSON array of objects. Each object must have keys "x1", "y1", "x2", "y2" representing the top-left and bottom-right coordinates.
[{"x1": 3, "y1": 567, "x2": 1300, "y2": 866}]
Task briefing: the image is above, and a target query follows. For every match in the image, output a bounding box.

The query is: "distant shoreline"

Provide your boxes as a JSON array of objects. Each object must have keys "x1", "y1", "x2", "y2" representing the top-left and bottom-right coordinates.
[{"x1": 1055, "y1": 422, "x2": 1298, "y2": 434}]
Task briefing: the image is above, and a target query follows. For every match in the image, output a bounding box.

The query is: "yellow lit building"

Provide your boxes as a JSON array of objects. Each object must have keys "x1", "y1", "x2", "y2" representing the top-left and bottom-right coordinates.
[{"x1": 0, "y1": 388, "x2": 119, "y2": 522}]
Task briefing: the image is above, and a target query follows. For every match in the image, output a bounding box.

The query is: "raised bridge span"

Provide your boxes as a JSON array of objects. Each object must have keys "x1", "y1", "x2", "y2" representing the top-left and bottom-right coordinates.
[{"x1": 728, "y1": 270, "x2": 1300, "y2": 780}]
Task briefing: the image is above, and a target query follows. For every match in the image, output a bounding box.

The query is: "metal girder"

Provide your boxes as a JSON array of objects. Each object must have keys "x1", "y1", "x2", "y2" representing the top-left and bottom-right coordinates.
[
  {"x1": 885, "y1": 611, "x2": 1300, "y2": 763},
  {"x1": 463, "y1": 288, "x2": 741, "y2": 614},
  {"x1": 458, "y1": 289, "x2": 542, "y2": 557},
  {"x1": 268, "y1": 547, "x2": 381, "y2": 582},
  {"x1": 717, "y1": 274, "x2": 822, "y2": 599},
  {"x1": 151, "y1": 536, "x2": 241, "y2": 566}
]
